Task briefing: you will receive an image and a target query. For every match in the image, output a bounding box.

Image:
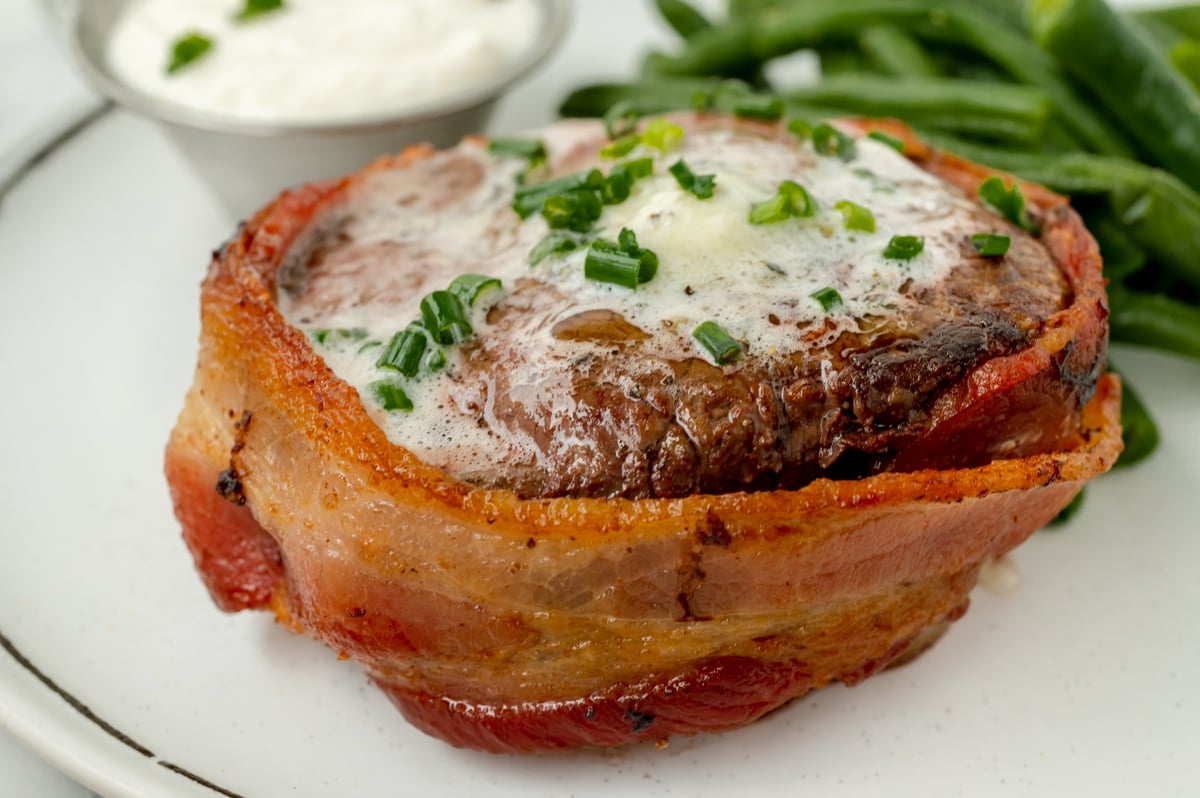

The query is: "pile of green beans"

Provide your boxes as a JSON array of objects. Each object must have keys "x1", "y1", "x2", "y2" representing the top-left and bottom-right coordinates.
[{"x1": 559, "y1": 0, "x2": 1200, "y2": 468}]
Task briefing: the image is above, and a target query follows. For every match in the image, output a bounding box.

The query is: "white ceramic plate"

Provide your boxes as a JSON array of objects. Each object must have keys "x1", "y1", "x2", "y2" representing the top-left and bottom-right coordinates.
[{"x1": 2, "y1": 2, "x2": 1199, "y2": 796}]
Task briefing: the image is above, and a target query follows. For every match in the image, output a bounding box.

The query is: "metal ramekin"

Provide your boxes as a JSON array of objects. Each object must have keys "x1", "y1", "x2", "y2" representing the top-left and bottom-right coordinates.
[{"x1": 69, "y1": 0, "x2": 570, "y2": 216}]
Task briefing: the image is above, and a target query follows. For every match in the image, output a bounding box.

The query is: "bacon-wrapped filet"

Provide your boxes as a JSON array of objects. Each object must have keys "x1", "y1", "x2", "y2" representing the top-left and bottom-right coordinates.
[{"x1": 165, "y1": 114, "x2": 1120, "y2": 752}]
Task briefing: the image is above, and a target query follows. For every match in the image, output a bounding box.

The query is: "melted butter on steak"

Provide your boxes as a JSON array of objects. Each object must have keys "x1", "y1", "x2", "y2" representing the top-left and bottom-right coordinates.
[{"x1": 277, "y1": 118, "x2": 1069, "y2": 499}]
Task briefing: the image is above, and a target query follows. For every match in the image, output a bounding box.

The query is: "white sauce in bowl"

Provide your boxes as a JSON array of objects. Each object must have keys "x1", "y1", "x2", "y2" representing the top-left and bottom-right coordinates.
[{"x1": 106, "y1": 0, "x2": 544, "y2": 124}]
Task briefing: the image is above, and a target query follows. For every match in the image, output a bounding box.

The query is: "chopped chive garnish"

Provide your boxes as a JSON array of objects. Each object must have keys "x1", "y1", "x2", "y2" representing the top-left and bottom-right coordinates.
[
  {"x1": 376, "y1": 325, "x2": 429, "y2": 377},
  {"x1": 488, "y1": 137, "x2": 547, "y2": 163},
  {"x1": 641, "y1": 118, "x2": 684, "y2": 152},
  {"x1": 971, "y1": 233, "x2": 1012, "y2": 257},
  {"x1": 786, "y1": 118, "x2": 813, "y2": 141},
  {"x1": 602, "y1": 158, "x2": 654, "y2": 204},
  {"x1": 750, "y1": 180, "x2": 816, "y2": 224},
  {"x1": 542, "y1": 189, "x2": 603, "y2": 232},
  {"x1": 358, "y1": 340, "x2": 381, "y2": 353},
  {"x1": 810, "y1": 286, "x2": 844, "y2": 312},
  {"x1": 604, "y1": 171, "x2": 632, "y2": 203},
  {"x1": 834, "y1": 200, "x2": 876, "y2": 232},
  {"x1": 779, "y1": 180, "x2": 816, "y2": 217},
  {"x1": 600, "y1": 134, "x2": 641, "y2": 160},
  {"x1": 420, "y1": 290, "x2": 473, "y2": 345},
  {"x1": 883, "y1": 235, "x2": 925, "y2": 259},
  {"x1": 812, "y1": 123, "x2": 857, "y2": 162},
  {"x1": 584, "y1": 229, "x2": 658, "y2": 288},
  {"x1": 978, "y1": 176, "x2": 1041, "y2": 235},
  {"x1": 308, "y1": 327, "x2": 367, "y2": 346},
  {"x1": 370, "y1": 380, "x2": 413, "y2": 413},
  {"x1": 448, "y1": 274, "x2": 503, "y2": 308},
  {"x1": 668, "y1": 159, "x2": 716, "y2": 200},
  {"x1": 529, "y1": 233, "x2": 581, "y2": 266},
  {"x1": 166, "y1": 32, "x2": 213, "y2": 74},
  {"x1": 584, "y1": 242, "x2": 642, "y2": 289},
  {"x1": 603, "y1": 101, "x2": 640, "y2": 139},
  {"x1": 425, "y1": 347, "x2": 446, "y2": 372},
  {"x1": 749, "y1": 194, "x2": 790, "y2": 225},
  {"x1": 620, "y1": 227, "x2": 659, "y2": 283},
  {"x1": 867, "y1": 130, "x2": 905, "y2": 153},
  {"x1": 617, "y1": 157, "x2": 654, "y2": 180},
  {"x1": 512, "y1": 168, "x2": 604, "y2": 219},
  {"x1": 233, "y1": 0, "x2": 285, "y2": 22},
  {"x1": 693, "y1": 321, "x2": 741, "y2": 364},
  {"x1": 733, "y1": 95, "x2": 784, "y2": 121}
]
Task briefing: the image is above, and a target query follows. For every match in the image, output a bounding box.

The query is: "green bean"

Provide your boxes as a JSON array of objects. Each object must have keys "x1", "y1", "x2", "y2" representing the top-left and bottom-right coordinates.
[
  {"x1": 1107, "y1": 364, "x2": 1161, "y2": 468},
  {"x1": 1029, "y1": 0, "x2": 1200, "y2": 193},
  {"x1": 559, "y1": 78, "x2": 728, "y2": 118},
  {"x1": 560, "y1": 75, "x2": 1050, "y2": 147},
  {"x1": 1108, "y1": 288, "x2": 1200, "y2": 360},
  {"x1": 858, "y1": 24, "x2": 939, "y2": 78},
  {"x1": 662, "y1": 0, "x2": 1132, "y2": 156},
  {"x1": 1133, "y1": 4, "x2": 1200, "y2": 40},
  {"x1": 654, "y1": 0, "x2": 714, "y2": 41},
  {"x1": 1170, "y1": 39, "x2": 1200, "y2": 90},
  {"x1": 1082, "y1": 207, "x2": 1149, "y2": 283},
  {"x1": 785, "y1": 74, "x2": 1051, "y2": 145}
]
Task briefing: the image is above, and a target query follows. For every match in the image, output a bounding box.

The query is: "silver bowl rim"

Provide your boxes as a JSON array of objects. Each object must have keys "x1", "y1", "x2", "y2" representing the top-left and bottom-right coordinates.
[{"x1": 68, "y1": 0, "x2": 571, "y2": 138}]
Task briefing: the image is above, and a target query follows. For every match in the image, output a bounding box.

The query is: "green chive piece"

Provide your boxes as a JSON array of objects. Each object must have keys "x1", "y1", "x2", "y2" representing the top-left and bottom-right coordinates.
[
  {"x1": 693, "y1": 321, "x2": 741, "y2": 364},
  {"x1": 584, "y1": 231, "x2": 658, "y2": 288},
  {"x1": 308, "y1": 327, "x2": 367, "y2": 346},
  {"x1": 603, "y1": 101, "x2": 640, "y2": 139},
  {"x1": 883, "y1": 235, "x2": 925, "y2": 259},
  {"x1": 370, "y1": 380, "x2": 413, "y2": 413},
  {"x1": 834, "y1": 200, "x2": 876, "y2": 232},
  {"x1": 603, "y1": 171, "x2": 632, "y2": 203},
  {"x1": 358, "y1": 340, "x2": 381, "y2": 354},
  {"x1": 448, "y1": 273, "x2": 503, "y2": 308},
  {"x1": 542, "y1": 190, "x2": 603, "y2": 232},
  {"x1": 751, "y1": 180, "x2": 817, "y2": 224},
  {"x1": 641, "y1": 118, "x2": 684, "y2": 152},
  {"x1": 749, "y1": 194, "x2": 790, "y2": 225},
  {"x1": 978, "y1": 176, "x2": 1041, "y2": 235},
  {"x1": 971, "y1": 233, "x2": 1012, "y2": 257},
  {"x1": 376, "y1": 325, "x2": 428, "y2": 377},
  {"x1": 810, "y1": 286, "x2": 844, "y2": 312},
  {"x1": 233, "y1": 0, "x2": 284, "y2": 22},
  {"x1": 600, "y1": 134, "x2": 641, "y2": 160},
  {"x1": 528, "y1": 233, "x2": 580, "y2": 266},
  {"x1": 424, "y1": 347, "x2": 446, "y2": 372},
  {"x1": 786, "y1": 118, "x2": 813, "y2": 141},
  {"x1": 668, "y1": 159, "x2": 716, "y2": 199},
  {"x1": 733, "y1": 95, "x2": 785, "y2": 121},
  {"x1": 488, "y1": 137, "x2": 547, "y2": 163},
  {"x1": 812, "y1": 123, "x2": 857, "y2": 162},
  {"x1": 867, "y1": 130, "x2": 905, "y2": 153},
  {"x1": 166, "y1": 32, "x2": 213, "y2": 74},
  {"x1": 779, "y1": 180, "x2": 816, "y2": 217},
  {"x1": 420, "y1": 290, "x2": 473, "y2": 345},
  {"x1": 584, "y1": 241, "x2": 642, "y2": 289},
  {"x1": 618, "y1": 157, "x2": 654, "y2": 180},
  {"x1": 617, "y1": 228, "x2": 659, "y2": 283},
  {"x1": 512, "y1": 169, "x2": 604, "y2": 219}
]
